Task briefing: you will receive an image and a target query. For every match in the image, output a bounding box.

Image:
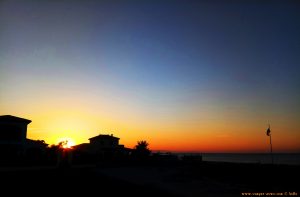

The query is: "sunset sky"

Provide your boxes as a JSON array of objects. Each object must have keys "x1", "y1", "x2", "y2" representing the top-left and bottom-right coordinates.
[{"x1": 1, "y1": 0, "x2": 299, "y2": 153}]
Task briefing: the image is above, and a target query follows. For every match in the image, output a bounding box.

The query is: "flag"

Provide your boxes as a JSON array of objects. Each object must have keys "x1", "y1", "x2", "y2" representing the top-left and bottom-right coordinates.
[{"x1": 266, "y1": 127, "x2": 271, "y2": 136}]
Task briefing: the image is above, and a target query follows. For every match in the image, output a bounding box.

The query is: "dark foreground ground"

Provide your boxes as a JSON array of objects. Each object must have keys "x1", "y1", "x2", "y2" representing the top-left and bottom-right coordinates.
[
  {"x1": 0, "y1": 162, "x2": 299, "y2": 197},
  {"x1": 0, "y1": 166, "x2": 177, "y2": 197}
]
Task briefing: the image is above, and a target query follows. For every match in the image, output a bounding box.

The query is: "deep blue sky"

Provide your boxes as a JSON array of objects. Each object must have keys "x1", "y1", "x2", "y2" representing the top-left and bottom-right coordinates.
[{"x1": 1, "y1": 0, "x2": 299, "y2": 151}]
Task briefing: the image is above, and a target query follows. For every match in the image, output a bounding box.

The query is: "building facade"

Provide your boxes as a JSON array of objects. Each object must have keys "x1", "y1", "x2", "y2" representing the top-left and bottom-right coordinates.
[
  {"x1": 73, "y1": 134, "x2": 131, "y2": 163},
  {"x1": 89, "y1": 134, "x2": 120, "y2": 152},
  {"x1": 0, "y1": 115, "x2": 32, "y2": 157}
]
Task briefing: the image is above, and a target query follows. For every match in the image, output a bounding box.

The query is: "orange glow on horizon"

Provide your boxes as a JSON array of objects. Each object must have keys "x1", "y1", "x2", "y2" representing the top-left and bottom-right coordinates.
[
  {"x1": 24, "y1": 115, "x2": 300, "y2": 153},
  {"x1": 1, "y1": 1, "x2": 300, "y2": 155},
  {"x1": 5, "y1": 101, "x2": 300, "y2": 153},
  {"x1": 56, "y1": 137, "x2": 75, "y2": 149}
]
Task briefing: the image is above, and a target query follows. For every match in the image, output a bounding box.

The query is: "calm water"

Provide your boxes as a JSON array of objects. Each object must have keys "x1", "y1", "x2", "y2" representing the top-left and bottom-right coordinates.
[{"x1": 177, "y1": 153, "x2": 300, "y2": 165}]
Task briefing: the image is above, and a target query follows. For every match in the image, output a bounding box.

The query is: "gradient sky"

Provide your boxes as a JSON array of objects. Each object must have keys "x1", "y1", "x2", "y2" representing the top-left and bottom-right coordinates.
[{"x1": 1, "y1": 0, "x2": 300, "y2": 152}]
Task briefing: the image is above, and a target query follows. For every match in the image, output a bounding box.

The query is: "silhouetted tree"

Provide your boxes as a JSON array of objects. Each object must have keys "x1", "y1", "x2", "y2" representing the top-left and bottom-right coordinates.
[
  {"x1": 133, "y1": 140, "x2": 151, "y2": 158},
  {"x1": 58, "y1": 140, "x2": 68, "y2": 148},
  {"x1": 55, "y1": 140, "x2": 72, "y2": 168},
  {"x1": 45, "y1": 141, "x2": 67, "y2": 165}
]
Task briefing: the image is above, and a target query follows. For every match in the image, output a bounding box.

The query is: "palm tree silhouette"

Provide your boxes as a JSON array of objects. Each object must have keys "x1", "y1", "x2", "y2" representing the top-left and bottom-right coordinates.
[{"x1": 133, "y1": 140, "x2": 151, "y2": 158}]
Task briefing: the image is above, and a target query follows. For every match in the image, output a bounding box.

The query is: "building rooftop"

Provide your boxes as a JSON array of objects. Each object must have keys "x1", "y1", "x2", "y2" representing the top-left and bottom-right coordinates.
[
  {"x1": 0, "y1": 115, "x2": 32, "y2": 124},
  {"x1": 89, "y1": 134, "x2": 120, "y2": 141}
]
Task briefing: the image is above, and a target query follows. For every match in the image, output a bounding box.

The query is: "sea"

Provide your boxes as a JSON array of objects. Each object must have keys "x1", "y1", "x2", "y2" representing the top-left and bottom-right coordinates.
[{"x1": 175, "y1": 153, "x2": 300, "y2": 165}]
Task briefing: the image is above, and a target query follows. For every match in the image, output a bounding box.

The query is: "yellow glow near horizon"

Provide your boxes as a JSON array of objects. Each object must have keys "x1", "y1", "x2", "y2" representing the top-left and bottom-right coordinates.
[
  {"x1": 56, "y1": 137, "x2": 76, "y2": 149},
  {"x1": 1, "y1": 0, "x2": 300, "y2": 154},
  {"x1": 2, "y1": 89, "x2": 300, "y2": 153},
  {"x1": 8, "y1": 105, "x2": 300, "y2": 153}
]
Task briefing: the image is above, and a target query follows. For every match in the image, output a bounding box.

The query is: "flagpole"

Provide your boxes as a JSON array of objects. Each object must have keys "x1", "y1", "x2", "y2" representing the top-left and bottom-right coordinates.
[{"x1": 269, "y1": 124, "x2": 274, "y2": 164}]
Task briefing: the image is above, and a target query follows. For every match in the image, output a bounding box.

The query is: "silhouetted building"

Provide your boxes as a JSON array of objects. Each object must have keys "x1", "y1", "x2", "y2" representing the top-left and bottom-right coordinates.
[
  {"x1": 89, "y1": 134, "x2": 120, "y2": 153},
  {"x1": 74, "y1": 143, "x2": 90, "y2": 152},
  {"x1": 0, "y1": 115, "x2": 32, "y2": 157},
  {"x1": 73, "y1": 134, "x2": 131, "y2": 162},
  {"x1": 0, "y1": 115, "x2": 48, "y2": 162}
]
